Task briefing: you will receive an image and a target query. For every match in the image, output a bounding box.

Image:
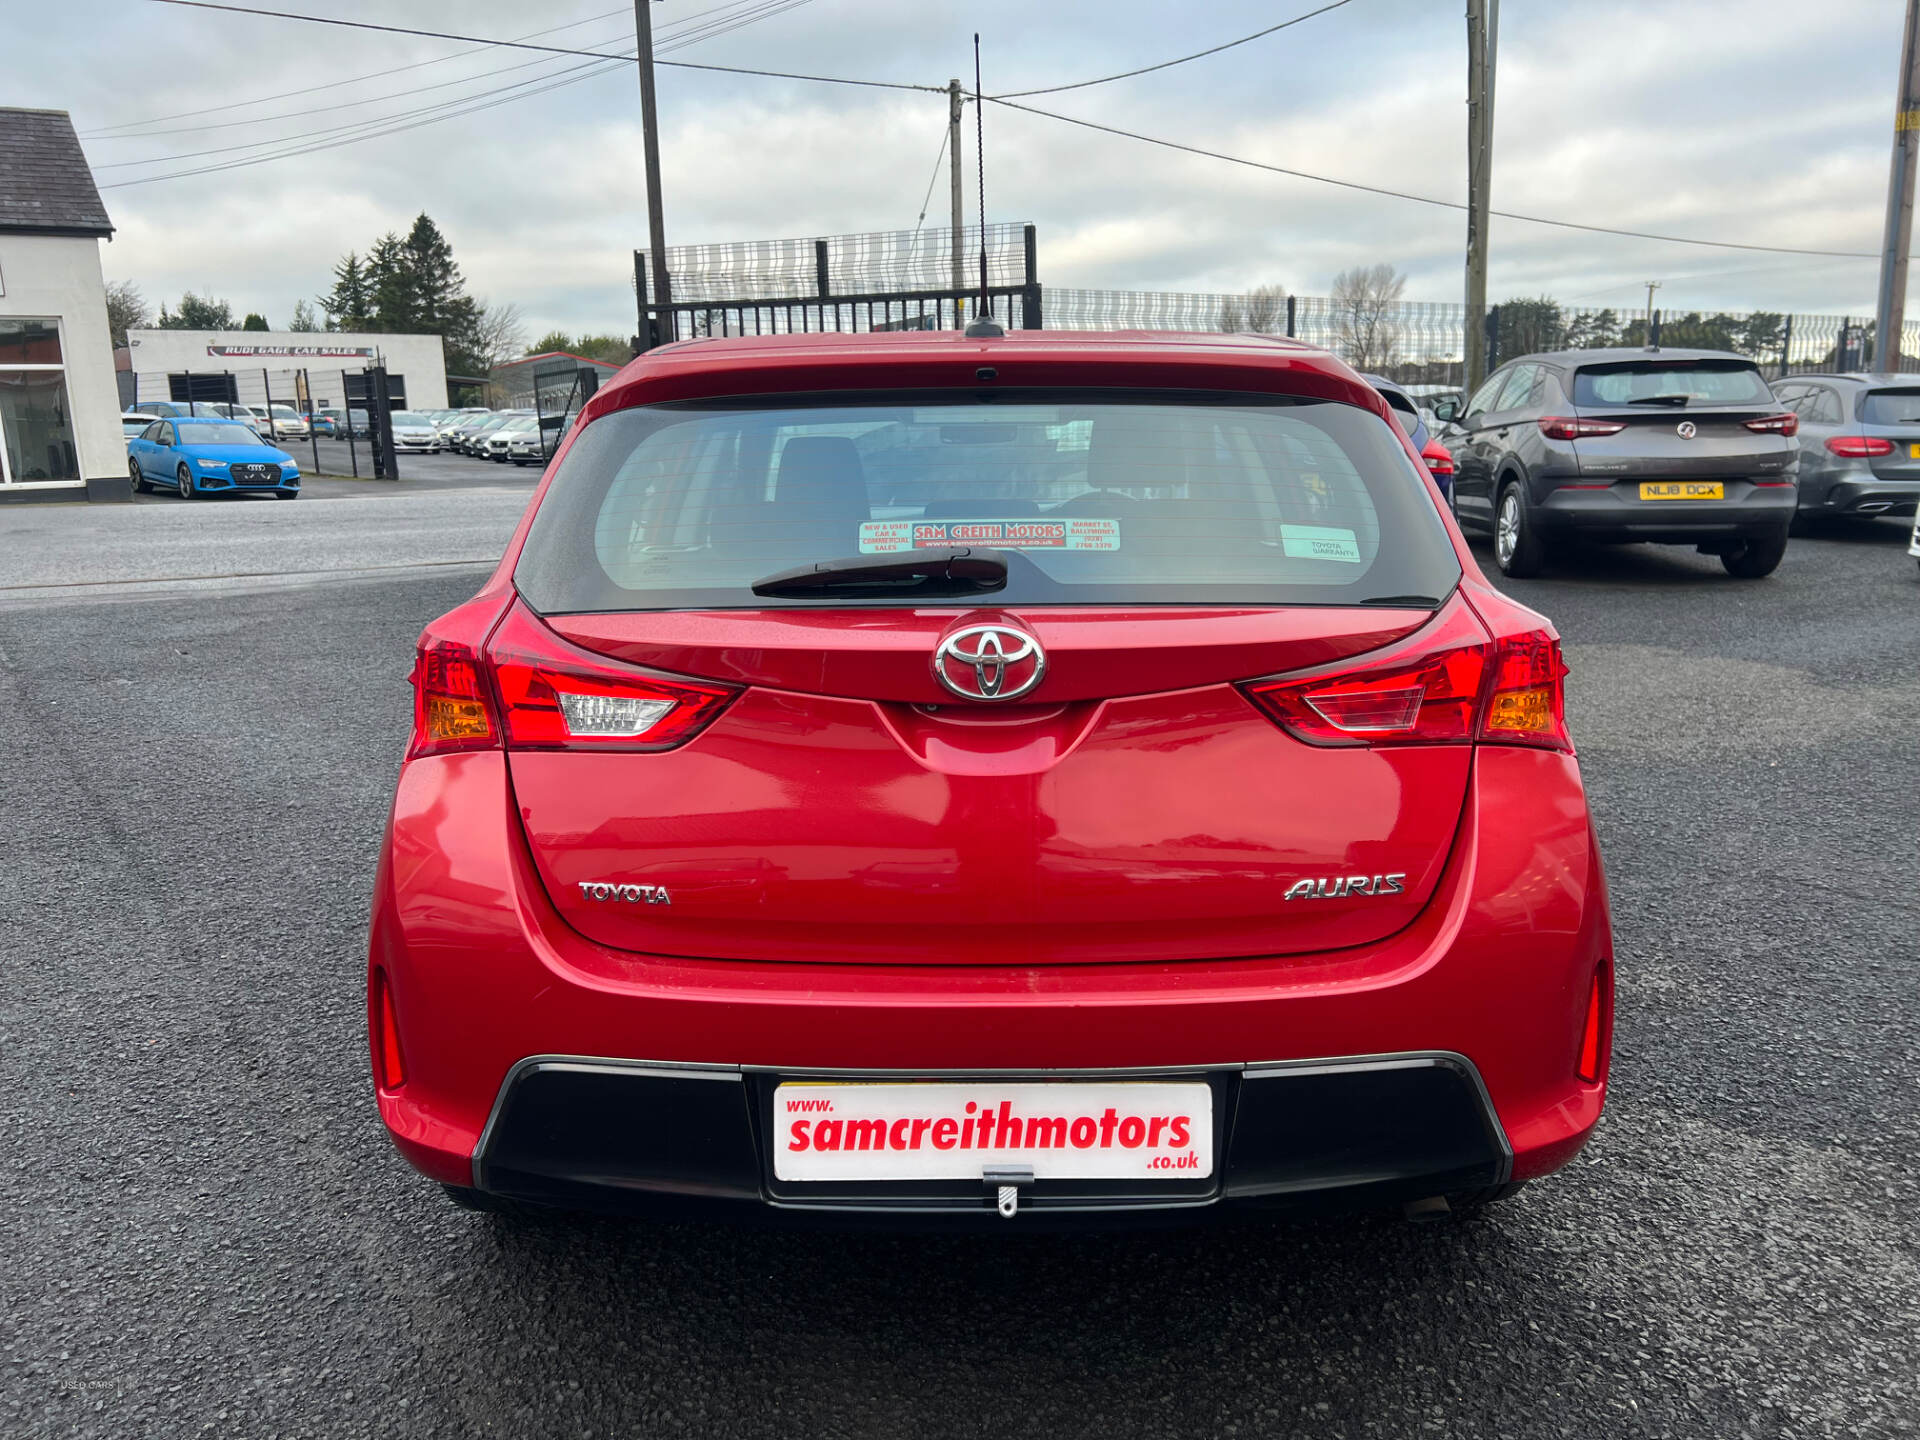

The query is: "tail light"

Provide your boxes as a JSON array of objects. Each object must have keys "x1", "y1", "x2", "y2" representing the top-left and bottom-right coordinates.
[
  {"x1": 371, "y1": 967, "x2": 405, "y2": 1090},
  {"x1": 1420, "y1": 439, "x2": 1455, "y2": 478},
  {"x1": 410, "y1": 637, "x2": 497, "y2": 757},
  {"x1": 1538, "y1": 415, "x2": 1627, "y2": 440},
  {"x1": 1743, "y1": 412, "x2": 1798, "y2": 436},
  {"x1": 1577, "y1": 960, "x2": 1611, "y2": 1084},
  {"x1": 1241, "y1": 608, "x2": 1571, "y2": 752},
  {"x1": 407, "y1": 606, "x2": 740, "y2": 758},
  {"x1": 485, "y1": 604, "x2": 740, "y2": 752},
  {"x1": 1826, "y1": 435, "x2": 1894, "y2": 458}
]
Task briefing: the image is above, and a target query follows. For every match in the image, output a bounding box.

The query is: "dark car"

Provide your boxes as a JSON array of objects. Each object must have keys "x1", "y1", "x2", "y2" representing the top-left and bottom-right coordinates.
[
  {"x1": 1433, "y1": 348, "x2": 1798, "y2": 578},
  {"x1": 1363, "y1": 373, "x2": 1452, "y2": 498},
  {"x1": 1770, "y1": 373, "x2": 1920, "y2": 528}
]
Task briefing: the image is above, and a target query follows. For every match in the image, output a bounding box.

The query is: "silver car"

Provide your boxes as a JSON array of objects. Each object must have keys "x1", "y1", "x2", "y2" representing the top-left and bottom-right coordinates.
[
  {"x1": 1770, "y1": 373, "x2": 1920, "y2": 529},
  {"x1": 386, "y1": 411, "x2": 441, "y2": 453}
]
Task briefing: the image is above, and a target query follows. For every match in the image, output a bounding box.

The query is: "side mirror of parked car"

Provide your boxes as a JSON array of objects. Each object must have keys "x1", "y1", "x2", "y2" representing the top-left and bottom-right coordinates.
[{"x1": 1431, "y1": 397, "x2": 1459, "y2": 425}]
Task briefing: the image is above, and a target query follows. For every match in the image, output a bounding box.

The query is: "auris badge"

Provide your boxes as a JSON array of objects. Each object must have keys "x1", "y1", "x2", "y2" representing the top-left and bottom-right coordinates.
[
  {"x1": 1284, "y1": 873, "x2": 1407, "y2": 901},
  {"x1": 578, "y1": 881, "x2": 672, "y2": 906},
  {"x1": 933, "y1": 624, "x2": 1046, "y2": 702},
  {"x1": 1676, "y1": 421, "x2": 1697, "y2": 439}
]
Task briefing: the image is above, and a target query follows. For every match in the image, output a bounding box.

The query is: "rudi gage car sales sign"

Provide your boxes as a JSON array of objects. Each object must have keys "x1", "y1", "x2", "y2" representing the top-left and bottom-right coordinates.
[
  {"x1": 203, "y1": 343, "x2": 379, "y2": 359},
  {"x1": 774, "y1": 1081, "x2": 1213, "y2": 1181}
]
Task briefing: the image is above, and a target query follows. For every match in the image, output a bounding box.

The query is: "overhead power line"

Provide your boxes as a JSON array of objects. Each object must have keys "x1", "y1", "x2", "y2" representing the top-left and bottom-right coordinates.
[
  {"x1": 991, "y1": 0, "x2": 1356, "y2": 99},
  {"x1": 98, "y1": 0, "x2": 825, "y2": 184},
  {"x1": 83, "y1": 5, "x2": 635, "y2": 135},
  {"x1": 142, "y1": 0, "x2": 944, "y2": 92},
  {"x1": 984, "y1": 96, "x2": 1880, "y2": 260},
  {"x1": 92, "y1": 0, "x2": 811, "y2": 139}
]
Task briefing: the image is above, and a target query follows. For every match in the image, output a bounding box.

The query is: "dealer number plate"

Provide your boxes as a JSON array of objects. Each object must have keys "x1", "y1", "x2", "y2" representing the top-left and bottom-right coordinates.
[
  {"x1": 1640, "y1": 481, "x2": 1723, "y2": 500},
  {"x1": 773, "y1": 1081, "x2": 1213, "y2": 1182}
]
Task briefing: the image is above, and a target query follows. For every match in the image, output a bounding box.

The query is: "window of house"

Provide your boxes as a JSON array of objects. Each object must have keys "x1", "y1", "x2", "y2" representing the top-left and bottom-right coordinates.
[{"x1": 0, "y1": 318, "x2": 80, "y2": 485}]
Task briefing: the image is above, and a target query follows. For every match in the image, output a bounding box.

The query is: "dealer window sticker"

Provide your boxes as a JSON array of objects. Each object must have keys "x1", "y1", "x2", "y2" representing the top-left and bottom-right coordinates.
[
  {"x1": 859, "y1": 518, "x2": 1121, "y2": 554},
  {"x1": 1278, "y1": 524, "x2": 1363, "y2": 562}
]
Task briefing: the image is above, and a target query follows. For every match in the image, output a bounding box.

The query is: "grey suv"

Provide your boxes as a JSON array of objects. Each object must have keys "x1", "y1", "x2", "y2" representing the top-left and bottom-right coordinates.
[
  {"x1": 1769, "y1": 373, "x2": 1920, "y2": 528},
  {"x1": 1434, "y1": 347, "x2": 1798, "y2": 578}
]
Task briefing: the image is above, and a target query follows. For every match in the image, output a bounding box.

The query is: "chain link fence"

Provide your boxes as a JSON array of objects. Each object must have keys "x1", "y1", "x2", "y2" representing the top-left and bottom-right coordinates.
[{"x1": 1045, "y1": 289, "x2": 1920, "y2": 388}]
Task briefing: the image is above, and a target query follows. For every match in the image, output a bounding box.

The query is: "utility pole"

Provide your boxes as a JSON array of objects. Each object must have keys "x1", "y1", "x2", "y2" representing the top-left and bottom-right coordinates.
[
  {"x1": 1463, "y1": 0, "x2": 1498, "y2": 394},
  {"x1": 948, "y1": 78, "x2": 966, "y2": 317},
  {"x1": 1873, "y1": 0, "x2": 1920, "y2": 373},
  {"x1": 1644, "y1": 280, "x2": 1662, "y2": 329},
  {"x1": 634, "y1": 0, "x2": 672, "y2": 341}
]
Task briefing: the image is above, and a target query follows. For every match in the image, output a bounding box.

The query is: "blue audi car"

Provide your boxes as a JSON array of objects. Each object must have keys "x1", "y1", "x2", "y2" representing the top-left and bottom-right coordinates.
[{"x1": 126, "y1": 416, "x2": 302, "y2": 500}]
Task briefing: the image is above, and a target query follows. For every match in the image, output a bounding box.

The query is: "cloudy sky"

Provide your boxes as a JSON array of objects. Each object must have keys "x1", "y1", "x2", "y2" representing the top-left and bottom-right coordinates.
[{"x1": 12, "y1": 0, "x2": 1910, "y2": 338}]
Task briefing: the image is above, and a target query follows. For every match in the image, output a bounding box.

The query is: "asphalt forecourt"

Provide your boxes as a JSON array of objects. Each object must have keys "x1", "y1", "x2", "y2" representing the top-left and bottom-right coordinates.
[
  {"x1": 0, "y1": 509, "x2": 1914, "y2": 1437},
  {"x1": 303, "y1": 437, "x2": 530, "y2": 486}
]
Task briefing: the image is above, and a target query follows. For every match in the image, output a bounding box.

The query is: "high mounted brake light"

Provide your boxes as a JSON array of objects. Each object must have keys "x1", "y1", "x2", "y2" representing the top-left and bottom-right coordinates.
[
  {"x1": 1538, "y1": 416, "x2": 1627, "y2": 440},
  {"x1": 1241, "y1": 610, "x2": 1572, "y2": 752}
]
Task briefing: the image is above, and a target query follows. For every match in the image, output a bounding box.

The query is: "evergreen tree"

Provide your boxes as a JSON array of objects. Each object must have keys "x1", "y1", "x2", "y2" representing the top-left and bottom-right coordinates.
[
  {"x1": 366, "y1": 233, "x2": 413, "y2": 332},
  {"x1": 157, "y1": 292, "x2": 237, "y2": 330},
  {"x1": 321, "y1": 253, "x2": 373, "y2": 330},
  {"x1": 402, "y1": 215, "x2": 464, "y2": 336},
  {"x1": 288, "y1": 299, "x2": 320, "y2": 332},
  {"x1": 528, "y1": 331, "x2": 576, "y2": 355},
  {"x1": 242, "y1": 313, "x2": 270, "y2": 331}
]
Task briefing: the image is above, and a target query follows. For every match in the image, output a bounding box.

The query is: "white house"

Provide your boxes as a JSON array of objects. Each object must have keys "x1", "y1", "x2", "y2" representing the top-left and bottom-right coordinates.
[{"x1": 0, "y1": 107, "x2": 123, "y2": 502}]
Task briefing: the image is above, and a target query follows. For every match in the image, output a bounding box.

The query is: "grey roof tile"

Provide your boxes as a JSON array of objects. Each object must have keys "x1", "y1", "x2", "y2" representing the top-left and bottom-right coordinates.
[{"x1": 0, "y1": 108, "x2": 113, "y2": 237}]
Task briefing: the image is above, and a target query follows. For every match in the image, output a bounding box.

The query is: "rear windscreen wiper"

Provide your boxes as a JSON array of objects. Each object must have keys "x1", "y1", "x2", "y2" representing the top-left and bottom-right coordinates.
[
  {"x1": 1624, "y1": 393, "x2": 1694, "y2": 406},
  {"x1": 750, "y1": 547, "x2": 1009, "y2": 599}
]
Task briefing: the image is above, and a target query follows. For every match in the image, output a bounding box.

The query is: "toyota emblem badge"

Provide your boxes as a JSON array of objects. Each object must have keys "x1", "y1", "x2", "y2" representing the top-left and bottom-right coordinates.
[{"x1": 933, "y1": 624, "x2": 1046, "y2": 702}]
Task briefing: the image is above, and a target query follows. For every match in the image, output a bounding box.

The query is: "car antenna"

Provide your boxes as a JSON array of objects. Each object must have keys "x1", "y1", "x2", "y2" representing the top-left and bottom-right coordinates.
[{"x1": 963, "y1": 34, "x2": 1004, "y2": 340}]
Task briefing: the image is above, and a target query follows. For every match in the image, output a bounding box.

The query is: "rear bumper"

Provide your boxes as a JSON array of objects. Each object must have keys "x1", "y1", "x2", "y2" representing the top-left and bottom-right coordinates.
[
  {"x1": 472, "y1": 1052, "x2": 1509, "y2": 1226},
  {"x1": 1812, "y1": 476, "x2": 1920, "y2": 517},
  {"x1": 368, "y1": 746, "x2": 1613, "y2": 1222},
  {"x1": 1534, "y1": 480, "x2": 1795, "y2": 541}
]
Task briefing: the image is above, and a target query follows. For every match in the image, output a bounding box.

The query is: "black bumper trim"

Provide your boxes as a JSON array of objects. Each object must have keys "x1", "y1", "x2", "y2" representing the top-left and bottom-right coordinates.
[{"x1": 469, "y1": 1052, "x2": 1512, "y2": 1225}]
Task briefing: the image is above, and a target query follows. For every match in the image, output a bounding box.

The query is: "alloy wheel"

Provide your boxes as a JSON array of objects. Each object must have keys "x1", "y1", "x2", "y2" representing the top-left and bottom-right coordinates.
[
  {"x1": 1495, "y1": 492, "x2": 1520, "y2": 565},
  {"x1": 176, "y1": 464, "x2": 194, "y2": 500},
  {"x1": 128, "y1": 458, "x2": 145, "y2": 494}
]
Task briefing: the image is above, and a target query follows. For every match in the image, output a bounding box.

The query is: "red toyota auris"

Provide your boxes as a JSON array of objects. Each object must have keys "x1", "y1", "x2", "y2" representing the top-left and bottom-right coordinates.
[{"x1": 367, "y1": 328, "x2": 1613, "y2": 1225}]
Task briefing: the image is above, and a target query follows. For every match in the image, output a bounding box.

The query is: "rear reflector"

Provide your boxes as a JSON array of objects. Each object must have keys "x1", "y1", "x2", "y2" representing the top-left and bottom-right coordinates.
[
  {"x1": 1577, "y1": 966, "x2": 1607, "y2": 1083},
  {"x1": 1242, "y1": 609, "x2": 1572, "y2": 751},
  {"x1": 1538, "y1": 415, "x2": 1627, "y2": 440},
  {"x1": 1743, "y1": 412, "x2": 1799, "y2": 436},
  {"x1": 372, "y1": 967, "x2": 405, "y2": 1090},
  {"x1": 1826, "y1": 435, "x2": 1895, "y2": 458}
]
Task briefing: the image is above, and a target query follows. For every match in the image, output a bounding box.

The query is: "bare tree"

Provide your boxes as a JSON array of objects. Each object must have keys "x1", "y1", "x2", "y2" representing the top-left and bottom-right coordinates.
[
  {"x1": 1218, "y1": 282, "x2": 1287, "y2": 334},
  {"x1": 104, "y1": 279, "x2": 149, "y2": 347},
  {"x1": 1330, "y1": 264, "x2": 1407, "y2": 369},
  {"x1": 468, "y1": 300, "x2": 526, "y2": 371}
]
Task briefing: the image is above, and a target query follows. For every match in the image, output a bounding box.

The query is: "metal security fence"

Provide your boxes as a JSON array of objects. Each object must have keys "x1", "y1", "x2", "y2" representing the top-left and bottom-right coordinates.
[{"x1": 635, "y1": 223, "x2": 1039, "y2": 347}]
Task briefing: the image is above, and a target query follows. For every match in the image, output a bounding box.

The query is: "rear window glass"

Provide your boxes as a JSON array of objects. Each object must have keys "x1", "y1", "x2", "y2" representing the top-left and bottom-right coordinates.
[
  {"x1": 1573, "y1": 361, "x2": 1771, "y2": 406},
  {"x1": 1859, "y1": 389, "x2": 1920, "y2": 425},
  {"x1": 514, "y1": 390, "x2": 1461, "y2": 612}
]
